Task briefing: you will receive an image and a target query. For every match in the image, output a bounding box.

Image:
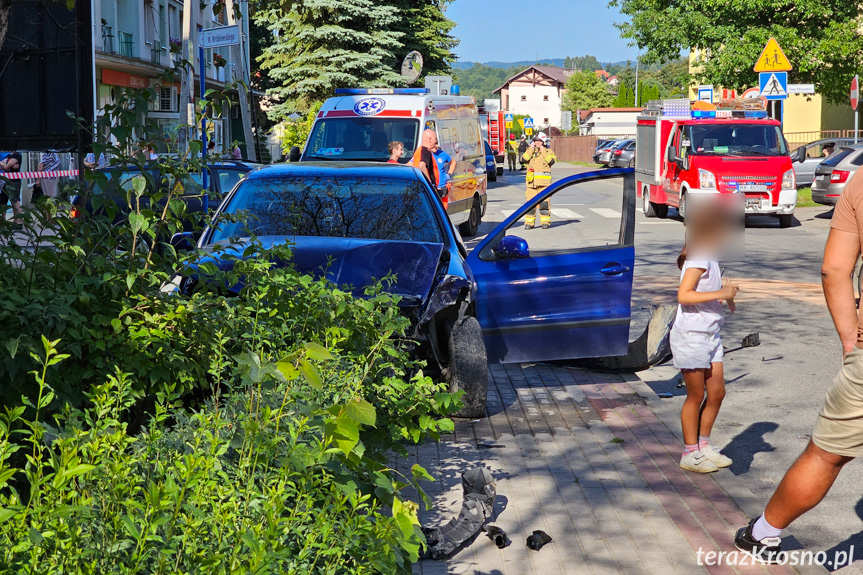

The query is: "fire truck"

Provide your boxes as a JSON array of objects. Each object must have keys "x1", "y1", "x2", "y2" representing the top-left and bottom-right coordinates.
[{"x1": 635, "y1": 99, "x2": 796, "y2": 227}]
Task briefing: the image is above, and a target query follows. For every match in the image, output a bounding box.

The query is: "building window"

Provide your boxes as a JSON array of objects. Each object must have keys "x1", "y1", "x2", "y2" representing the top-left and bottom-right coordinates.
[
  {"x1": 150, "y1": 85, "x2": 179, "y2": 113},
  {"x1": 520, "y1": 95, "x2": 526, "y2": 102},
  {"x1": 543, "y1": 118, "x2": 549, "y2": 125},
  {"x1": 543, "y1": 95, "x2": 549, "y2": 102},
  {"x1": 505, "y1": 95, "x2": 509, "y2": 109}
]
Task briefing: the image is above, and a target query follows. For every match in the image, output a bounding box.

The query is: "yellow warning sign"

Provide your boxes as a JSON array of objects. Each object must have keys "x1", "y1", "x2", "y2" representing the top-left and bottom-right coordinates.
[
  {"x1": 525, "y1": 128, "x2": 533, "y2": 136},
  {"x1": 754, "y1": 38, "x2": 792, "y2": 73},
  {"x1": 505, "y1": 121, "x2": 513, "y2": 129},
  {"x1": 518, "y1": 119, "x2": 525, "y2": 129}
]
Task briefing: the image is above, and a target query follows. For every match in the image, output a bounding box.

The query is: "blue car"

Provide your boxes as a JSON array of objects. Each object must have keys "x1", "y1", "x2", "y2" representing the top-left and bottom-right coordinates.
[
  {"x1": 484, "y1": 140, "x2": 497, "y2": 182},
  {"x1": 182, "y1": 162, "x2": 635, "y2": 417}
]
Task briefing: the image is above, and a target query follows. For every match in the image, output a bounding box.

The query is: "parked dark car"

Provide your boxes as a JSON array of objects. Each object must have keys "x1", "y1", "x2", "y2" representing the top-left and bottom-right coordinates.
[
  {"x1": 791, "y1": 138, "x2": 855, "y2": 187},
  {"x1": 600, "y1": 139, "x2": 633, "y2": 167},
  {"x1": 179, "y1": 162, "x2": 637, "y2": 417},
  {"x1": 71, "y1": 160, "x2": 260, "y2": 232},
  {"x1": 611, "y1": 140, "x2": 636, "y2": 168},
  {"x1": 811, "y1": 144, "x2": 863, "y2": 205},
  {"x1": 484, "y1": 140, "x2": 498, "y2": 182}
]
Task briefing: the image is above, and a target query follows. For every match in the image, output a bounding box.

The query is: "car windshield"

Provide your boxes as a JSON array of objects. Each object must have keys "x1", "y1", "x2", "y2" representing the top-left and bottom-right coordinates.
[
  {"x1": 305, "y1": 118, "x2": 420, "y2": 162},
  {"x1": 210, "y1": 176, "x2": 444, "y2": 244},
  {"x1": 821, "y1": 147, "x2": 856, "y2": 167},
  {"x1": 686, "y1": 124, "x2": 787, "y2": 157}
]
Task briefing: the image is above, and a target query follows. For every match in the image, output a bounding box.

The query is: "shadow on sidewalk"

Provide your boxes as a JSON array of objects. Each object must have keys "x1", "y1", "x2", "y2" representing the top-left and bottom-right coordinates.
[
  {"x1": 821, "y1": 496, "x2": 863, "y2": 572},
  {"x1": 722, "y1": 421, "x2": 778, "y2": 476}
]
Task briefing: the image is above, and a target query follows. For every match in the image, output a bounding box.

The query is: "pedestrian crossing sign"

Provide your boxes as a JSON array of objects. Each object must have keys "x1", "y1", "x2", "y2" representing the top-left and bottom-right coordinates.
[
  {"x1": 759, "y1": 71, "x2": 788, "y2": 100},
  {"x1": 526, "y1": 128, "x2": 533, "y2": 136},
  {"x1": 754, "y1": 38, "x2": 792, "y2": 72},
  {"x1": 505, "y1": 113, "x2": 514, "y2": 122},
  {"x1": 524, "y1": 117, "x2": 535, "y2": 129}
]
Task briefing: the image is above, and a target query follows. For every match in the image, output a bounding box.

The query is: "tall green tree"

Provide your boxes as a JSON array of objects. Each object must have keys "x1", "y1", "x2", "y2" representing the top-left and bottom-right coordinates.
[
  {"x1": 256, "y1": 0, "x2": 405, "y2": 120},
  {"x1": 610, "y1": 0, "x2": 863, "y2": 103},
  {"x1": 391, "y1": 0, "x2": 458, "y2": 79},
  {"x1": 562, "y1": 70, "x2": 614, "y2": 112}
]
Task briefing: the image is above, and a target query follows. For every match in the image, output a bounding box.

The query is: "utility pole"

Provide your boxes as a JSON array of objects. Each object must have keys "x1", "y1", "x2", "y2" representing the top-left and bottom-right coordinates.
[
  {"x1": 178, "y1": 0, "x2": 196, "y2": 151},
  {"x1": 225, "y1": 0, "x2": 256, "y2": 160},
  {"x1": 634, "y1": 48, "x2": 640, "y2": 108}
]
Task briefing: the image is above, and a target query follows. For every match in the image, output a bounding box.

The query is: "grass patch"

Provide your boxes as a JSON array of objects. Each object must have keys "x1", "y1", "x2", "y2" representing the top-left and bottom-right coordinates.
[
  {"x1": 569, "y1": 161, "x2": 604, "y2": 168},
  {"x1": 797, "y1": 187, "x2": 819, "y2": 208}
]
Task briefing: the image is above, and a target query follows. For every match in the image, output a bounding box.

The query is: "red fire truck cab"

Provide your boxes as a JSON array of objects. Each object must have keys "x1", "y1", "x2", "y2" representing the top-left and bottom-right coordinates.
[{"x1": 635, "y1": 100, "x2": 796, "y2": 228}]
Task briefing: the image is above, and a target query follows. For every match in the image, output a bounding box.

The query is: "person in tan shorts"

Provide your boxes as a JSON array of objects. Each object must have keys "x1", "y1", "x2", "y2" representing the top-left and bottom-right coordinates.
[{"x1": 733, "y1": 170, "x2": 863, "y2": 563}]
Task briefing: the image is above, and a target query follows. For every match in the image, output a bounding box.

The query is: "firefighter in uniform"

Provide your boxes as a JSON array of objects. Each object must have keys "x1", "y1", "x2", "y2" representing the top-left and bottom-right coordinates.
[
  {"x1": 506, "y1": 134, "x2": 518, "y2": 171},
  {"x1": 522, "y1": 136, "x2": 556, "y2": 229}
]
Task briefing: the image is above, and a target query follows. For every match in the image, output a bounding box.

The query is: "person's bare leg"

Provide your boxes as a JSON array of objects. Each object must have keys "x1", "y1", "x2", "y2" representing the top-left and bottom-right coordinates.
[
  {"x1": 12, "y1": 201, "x2": 22, "y2": 225},
  {"x1": 763, "y1": 441, "x2": 852, "y2": 529},
  {"x1": 699, "y1": 362, "x2": 726, "y2": 438},
  {"x1": 680, "y1": 369, "x2": 706, "y2": 445}
]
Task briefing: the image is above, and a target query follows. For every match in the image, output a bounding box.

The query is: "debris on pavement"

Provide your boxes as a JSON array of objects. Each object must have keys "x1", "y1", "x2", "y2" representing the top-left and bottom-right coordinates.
[
  {"x1": 526, "y1": 530, "x2": 553, "y2": 551},
  {"x1": 723, "y1": 332, "x2": 760, "y2": 354},
  {"x1": 482, "y1": 525, "x2": 508, "y2": 548},
  {"x1": 420, "y1": 467, "x2": 497, "y2": 560}
]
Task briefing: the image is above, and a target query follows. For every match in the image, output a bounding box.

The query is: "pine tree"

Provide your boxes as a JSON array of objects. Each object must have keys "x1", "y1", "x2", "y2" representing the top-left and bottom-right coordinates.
[
  {"x1": 256, "y1": 0, "x2": 405, "y2": 120},
  {"x1": 390, "y1": 0, "x2": 458, "y2": 80}
]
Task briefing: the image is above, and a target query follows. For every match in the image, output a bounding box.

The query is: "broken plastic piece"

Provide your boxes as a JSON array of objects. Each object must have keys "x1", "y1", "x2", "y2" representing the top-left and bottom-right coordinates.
[
  {"x1": 483, "y1": 525, "x2": 508, "y2": 548},
  {"x1": 421, "y1": 467, "x2": 497, "y2": 560},
  {"x1": 656, "y1": 392, "x2": 674, "y2": 399},
  {"x1": 526, "y1": 530, "x2": 553, "y2": 551},
  {"x1": 724, "y1": 333, "x2": 761, "y2": 354}
]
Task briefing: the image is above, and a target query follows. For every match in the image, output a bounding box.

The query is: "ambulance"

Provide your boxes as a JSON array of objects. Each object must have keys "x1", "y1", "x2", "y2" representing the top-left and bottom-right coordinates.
[
  {"x1": 635, "y1": 98, "x2": 796, "y2": 227},
  {"x1": 301, "y1": 88, "x2": 488, "y2": 236}
]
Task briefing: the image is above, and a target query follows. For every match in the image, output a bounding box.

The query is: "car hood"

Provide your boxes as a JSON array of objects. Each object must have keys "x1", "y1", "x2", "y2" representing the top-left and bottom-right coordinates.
[{"x1": 195, "y1": 236, "x2": 445, "y2": 302}]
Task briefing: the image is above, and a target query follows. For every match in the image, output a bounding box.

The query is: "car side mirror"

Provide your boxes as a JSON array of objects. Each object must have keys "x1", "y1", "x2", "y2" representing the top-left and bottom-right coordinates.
[
  {"x1": 667, "y1": 145, "x2": 683, "y2": 168},
  {"x1": 493, "y1": 235, "x2": 530, "y2": 259},
  {"x1": 289, "y1": 146, "x2": 301, "y2": 162},
  {"x1": 793, "y1": 146, "x2": 807, "y2": 163},
  {"x1": 170, "y1": 231, "x2": 198, "y2": 252}
]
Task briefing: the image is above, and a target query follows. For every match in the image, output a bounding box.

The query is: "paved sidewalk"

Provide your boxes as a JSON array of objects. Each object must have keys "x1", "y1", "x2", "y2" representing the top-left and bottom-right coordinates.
[{"x1": 404, "y1": 364, "x2": 827, "y2": 575}]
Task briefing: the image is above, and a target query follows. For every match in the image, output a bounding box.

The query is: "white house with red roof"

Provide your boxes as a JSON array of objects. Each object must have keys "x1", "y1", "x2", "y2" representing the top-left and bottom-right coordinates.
[{"x1": 493, "y1": 65, "x2": 574, "y2": 128}]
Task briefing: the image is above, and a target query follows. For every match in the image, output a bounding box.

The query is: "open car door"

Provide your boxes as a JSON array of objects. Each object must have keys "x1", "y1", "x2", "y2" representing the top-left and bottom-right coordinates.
[{"x1": 466, "y1": 170, "x2": 636, "y2": 364}]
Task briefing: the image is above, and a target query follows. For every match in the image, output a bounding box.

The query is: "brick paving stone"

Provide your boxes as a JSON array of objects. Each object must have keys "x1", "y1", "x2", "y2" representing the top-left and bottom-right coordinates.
[{"x1": 408, "y1": 365, "x2": 818, "y2": 575}]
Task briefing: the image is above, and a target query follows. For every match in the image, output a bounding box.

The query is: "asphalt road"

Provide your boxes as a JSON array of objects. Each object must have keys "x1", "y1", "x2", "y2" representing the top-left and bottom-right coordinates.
[{"x1": 473, "y1": 163, "x2": 863, "y2": 573}]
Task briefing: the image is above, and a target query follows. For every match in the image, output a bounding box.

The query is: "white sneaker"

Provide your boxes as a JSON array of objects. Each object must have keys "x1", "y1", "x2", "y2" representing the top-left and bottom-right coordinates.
[
  {"x1": 680, "y1": 450, "x2": 719, "y2": 473},
  {"x1": 700, "y1": 444, "x2": 732, "y2": 468}
]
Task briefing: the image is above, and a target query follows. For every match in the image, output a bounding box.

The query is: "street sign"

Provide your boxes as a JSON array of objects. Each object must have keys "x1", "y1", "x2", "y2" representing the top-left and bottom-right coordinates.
[
  {"x1": 741, "y1": 87, "x2": 761, "y2": 99},
  {"x1": 697, "y1": 85, "x2": 714, "y2": 103},
  {"x1": 561, "y1": 110, "x2": 572, "y2": 131},
  {"x1": 505, "y1": 121, "x2": 513, "y2": 129},
  {"x1": 505, "y1": 112, "x2": 514, "y2": 129},
  {"x1": 198, "y1": 25, "x2": 240, "y2": 48},
  {"x1": 526, "y1": 128, "x2": 533, "y2": 136},
  {"x1": 524, "y1": 117, "x2": 534, "y2": 129},
  {"x1": 760, "y1": 72, "x2": 788, "y2": 100},
  {"x1": 787, "y1": 84, "x2": 815, "y2": 95},
  {"x1": 754, "y1": 37, "x2": 792, "y2": 72},
  {"x1": 852, "y1": 76, "x2": 859, "y2": 111},
  {"x1": 518, "y1": 119, "x2": 525, "y2": 129}
]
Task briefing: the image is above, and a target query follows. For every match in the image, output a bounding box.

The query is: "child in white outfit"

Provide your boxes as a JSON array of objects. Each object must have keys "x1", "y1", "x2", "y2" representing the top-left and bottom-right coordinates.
[{"x1": 671, "y1": 247, "x2": 739, "y2": 473}]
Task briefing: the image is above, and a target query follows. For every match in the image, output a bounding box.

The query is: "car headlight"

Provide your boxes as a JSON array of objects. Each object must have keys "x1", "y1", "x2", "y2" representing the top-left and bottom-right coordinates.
[
  {"x1": 781, "y1": 169, "x2": 796, "y2": 190},
  {"x1": 698, "y1": 169, "x2": 717, "y2": 190}
]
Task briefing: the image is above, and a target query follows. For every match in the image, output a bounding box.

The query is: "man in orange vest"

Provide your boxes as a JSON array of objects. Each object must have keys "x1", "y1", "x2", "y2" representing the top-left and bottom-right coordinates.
[{"x1": 412, "y1": 129, "x2": 441, "y2": 192}]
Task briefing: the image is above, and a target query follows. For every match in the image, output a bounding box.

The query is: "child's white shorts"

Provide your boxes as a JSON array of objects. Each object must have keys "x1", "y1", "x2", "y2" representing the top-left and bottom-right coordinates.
[{"x1": 670, "y1": 329, "x2": 723, "y2": 370}]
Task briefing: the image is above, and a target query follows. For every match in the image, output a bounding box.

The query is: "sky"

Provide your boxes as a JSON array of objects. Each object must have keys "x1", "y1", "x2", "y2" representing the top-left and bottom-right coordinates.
[{"x1": 446, "y1": 0, "x2": 636, "y2": 64}]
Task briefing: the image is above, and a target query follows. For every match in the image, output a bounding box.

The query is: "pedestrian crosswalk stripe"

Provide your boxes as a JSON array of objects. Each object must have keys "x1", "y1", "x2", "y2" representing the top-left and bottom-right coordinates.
[
  {"x1": 501, "y1": 209, "x2": 584, "y2": 219},
  {"x1": 589, "y1": 208, "x2": 621, "y2": 218}
]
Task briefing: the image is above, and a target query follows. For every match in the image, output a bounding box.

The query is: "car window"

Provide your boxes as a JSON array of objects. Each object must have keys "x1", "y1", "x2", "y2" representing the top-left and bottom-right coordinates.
[
  {"x1": 822, "y1": 148, "x2": 856, "y2": 167},
  {"x1": 211, "y1": 176, "x2": 444, "y2": 244},
  {"x1": 215, "y1": 168, "x2": 246, "y2": 195},
  {"x1": 484, "y1": 141, "x2": 493, "y2": 156},
  {"x1": 851, "y1": 151, "x2": 863, "y2": 167}
]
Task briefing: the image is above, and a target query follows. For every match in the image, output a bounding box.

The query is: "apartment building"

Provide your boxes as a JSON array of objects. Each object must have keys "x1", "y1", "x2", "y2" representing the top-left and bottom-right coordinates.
[{"x1": 94, "y1": 0, "x2": 252, "y2": 152}]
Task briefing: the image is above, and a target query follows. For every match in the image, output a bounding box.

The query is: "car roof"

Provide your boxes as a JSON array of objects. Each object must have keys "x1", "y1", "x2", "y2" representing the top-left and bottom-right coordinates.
[{"x1": 244, "y1": 161, "x2": 426, "y2": 182}]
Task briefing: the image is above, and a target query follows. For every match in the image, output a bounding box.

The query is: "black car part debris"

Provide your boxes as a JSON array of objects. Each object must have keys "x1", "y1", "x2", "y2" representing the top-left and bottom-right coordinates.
[
  {"x1": 724, "y1": 333, "x2": 760, "y2": 355},
  {"x1": 559, "y1": 304, "x2": 675, "y2": 372},
  {"x1": 421, "y1": 467, "x2": 496, "y2": 560},
  {"x1": 482, "y1": 525, "x2": 508, "y2": 548},
  {"x1": 526, "y1": 530, "x2": 553, "y2": 551}
]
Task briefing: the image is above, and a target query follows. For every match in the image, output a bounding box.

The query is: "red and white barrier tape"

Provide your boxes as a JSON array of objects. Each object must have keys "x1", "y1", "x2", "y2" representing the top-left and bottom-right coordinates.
[{"x1": 2, "y1": 170, "x2": 80, "y2": 180}]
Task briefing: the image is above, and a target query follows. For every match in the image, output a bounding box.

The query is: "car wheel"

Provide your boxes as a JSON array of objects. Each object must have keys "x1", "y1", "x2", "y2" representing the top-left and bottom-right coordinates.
[
  {"x1": 678, "y1": 192, "x2": 687, "y2": 222},
  {"x1": 655, "y1": 203, "x2": 668, "y2": 219},
  {"x1": 497, "y1": 167, "x2": 503, "y2": 176},
  {"x1": 488, "y1": 170, "x2": 496, "y2": 182},
  {"x1": 459, "y1": 197, "x2": 480, "y2": 237},
  {"x1": 778, "y1": 214, "x2": 793, "y2": 228},
  {"x1": 643, "y1": 188, "x2": 657, "y2": 217},
  {"x1": 447, "y1": 315, "x2": 488, "y2": 418},
  {"x1": 629, "y1": 158, "x2": 635, "y2": 168}
]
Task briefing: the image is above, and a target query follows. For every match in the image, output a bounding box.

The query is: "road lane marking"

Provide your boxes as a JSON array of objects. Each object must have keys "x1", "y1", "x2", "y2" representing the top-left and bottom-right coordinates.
[{"x1": 589, "y1": 208, "x2": 621, "y2": 218}]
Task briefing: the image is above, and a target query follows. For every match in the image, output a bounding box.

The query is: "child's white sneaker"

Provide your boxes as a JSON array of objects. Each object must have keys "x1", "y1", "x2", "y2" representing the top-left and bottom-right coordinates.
[
  {"x1": 680, "y1": 450, "x2": 719, "y2": 473},
  {"x1": 700, "y1": 444, "x2": 732, "y2": 468}
]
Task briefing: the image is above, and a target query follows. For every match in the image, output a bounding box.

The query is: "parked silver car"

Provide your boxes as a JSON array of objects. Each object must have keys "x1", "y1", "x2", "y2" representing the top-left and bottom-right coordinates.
[
  {"x1": 592, "y1": 139, "x2": 618, "y2": 164},
  {"x1": 792, "y1": 138, "x2": 855, "y2": 187},
  {"x1": 811, "y1": 144, "x2": 863, "y2": 205},
  {"x1": 611, "y1": 140, "x2": 636, "y2": 168},
  {"x1": 599, "y1": 139, "x2": 633, "y2": 167}
]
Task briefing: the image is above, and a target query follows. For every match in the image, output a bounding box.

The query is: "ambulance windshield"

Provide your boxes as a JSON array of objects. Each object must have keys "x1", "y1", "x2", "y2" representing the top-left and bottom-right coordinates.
[
  {"x1": 686, "y1": 124, "x2": 787, "y2": 157},
  {"x1": 304, "y1": 118, "x2": 420, "y2": 162}
]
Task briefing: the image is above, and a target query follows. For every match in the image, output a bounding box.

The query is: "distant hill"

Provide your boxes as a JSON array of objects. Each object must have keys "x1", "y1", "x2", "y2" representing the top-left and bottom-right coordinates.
[{"x1": 452, "y1": 59, "x2": 632, "y2": 71}]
